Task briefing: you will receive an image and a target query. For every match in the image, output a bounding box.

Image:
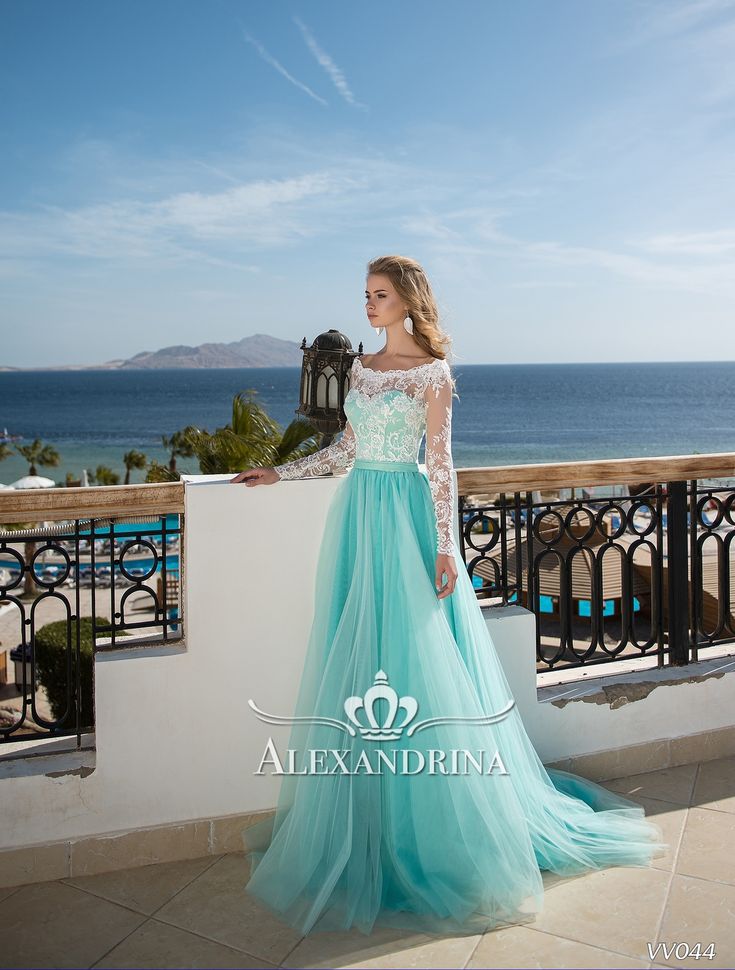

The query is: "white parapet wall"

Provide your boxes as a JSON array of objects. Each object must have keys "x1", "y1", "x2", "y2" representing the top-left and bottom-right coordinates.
[{"x1": 0, "y1": 470, "x2": 733, "y2": 853}]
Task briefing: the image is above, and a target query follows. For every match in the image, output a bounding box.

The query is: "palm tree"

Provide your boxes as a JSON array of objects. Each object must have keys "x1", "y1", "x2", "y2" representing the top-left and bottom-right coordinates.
[
  {"x1": 89, "y1": 465, "x2": 120, "y2": 486},
  {"x1": 145, "y1": 459, "x2": 180, "y2": 483},
  {"x1": 13, "y1": 438, "x2": 60, "y2": 477},
  {"x1": 123, "y1": 449, "x2": 147, "y2": 485},
  {"x1": 161, "y1": 431, "x2": 195, "y2": 474},
  {"x1": 183, "y1": 389, "x2": 333, "y2": 474}
]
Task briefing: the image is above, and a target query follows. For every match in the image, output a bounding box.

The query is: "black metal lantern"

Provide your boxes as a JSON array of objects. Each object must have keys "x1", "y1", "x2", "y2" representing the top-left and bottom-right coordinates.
[{"x1": 295, "y1": 330, "x2": 363, "y2": 444}]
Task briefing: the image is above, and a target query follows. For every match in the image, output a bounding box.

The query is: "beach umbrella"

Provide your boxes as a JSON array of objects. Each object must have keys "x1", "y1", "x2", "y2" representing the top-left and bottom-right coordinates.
[
  {"x1": 81, "y1": 469, "x2": 90, "y2": 487},
  {"x1": 9, "y1": 475, "x2": 56, "y2": 489}
]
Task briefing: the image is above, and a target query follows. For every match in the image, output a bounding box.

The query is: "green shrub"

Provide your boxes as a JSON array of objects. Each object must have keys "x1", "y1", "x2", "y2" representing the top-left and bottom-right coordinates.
[{"x1": 33, "y1": 617, "x2": 128, "y2": 731}]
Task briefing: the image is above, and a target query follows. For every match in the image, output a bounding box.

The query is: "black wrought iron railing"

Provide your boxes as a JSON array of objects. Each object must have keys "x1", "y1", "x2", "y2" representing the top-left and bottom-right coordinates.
[
  {"x1": 0, "y1": 483, "x2": 184, "y2": 747},
  {"x1": 456, "y1": 453, "x2": 735, "y2": 674}
]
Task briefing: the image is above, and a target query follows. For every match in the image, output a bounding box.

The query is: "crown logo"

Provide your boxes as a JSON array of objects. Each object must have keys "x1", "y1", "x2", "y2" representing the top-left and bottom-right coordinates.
[
  {"x1": 248, "y1": 668, "x2": 515, "y2": 741},
  {"x1": 344, "y1": 669, "x2": 418, "y2": 740}
]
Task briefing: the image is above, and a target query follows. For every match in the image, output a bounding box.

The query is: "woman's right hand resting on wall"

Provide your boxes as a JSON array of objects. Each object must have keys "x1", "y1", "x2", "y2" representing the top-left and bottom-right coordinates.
[{"x1": 230, "y1": 468, "x2": 281, "y2": 486}]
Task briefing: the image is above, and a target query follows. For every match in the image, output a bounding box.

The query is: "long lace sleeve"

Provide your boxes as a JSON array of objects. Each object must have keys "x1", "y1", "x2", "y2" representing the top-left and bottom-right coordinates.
[
  {"x1": 423, "y1": 361, "x2": 457, "y2": 556},
  {"x1": 273, "y1": 421, "x2": 357, "y2": 480}
]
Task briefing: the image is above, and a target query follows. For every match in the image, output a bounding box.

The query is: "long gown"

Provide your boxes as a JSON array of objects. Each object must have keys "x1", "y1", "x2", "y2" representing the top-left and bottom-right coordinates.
[{"x1": 240, "y1": 354, "x2": 668, "y2": 938}]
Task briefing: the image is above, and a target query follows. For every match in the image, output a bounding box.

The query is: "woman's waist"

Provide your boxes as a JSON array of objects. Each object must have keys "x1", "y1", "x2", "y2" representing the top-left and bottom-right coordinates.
[{"x1": 353, "y1": 459, "x2": 422, "y2": 473}]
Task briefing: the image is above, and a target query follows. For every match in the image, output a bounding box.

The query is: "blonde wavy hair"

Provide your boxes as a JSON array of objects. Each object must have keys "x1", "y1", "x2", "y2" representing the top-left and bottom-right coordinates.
[{"x1": 366, "y1": 255, "x2": 455, "y2": 372}]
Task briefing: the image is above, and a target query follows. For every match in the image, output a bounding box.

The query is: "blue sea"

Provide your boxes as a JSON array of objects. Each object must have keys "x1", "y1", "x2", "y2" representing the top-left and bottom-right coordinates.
[{"x1": 1, "y1": 362, "x2": 734, "y2": 486}]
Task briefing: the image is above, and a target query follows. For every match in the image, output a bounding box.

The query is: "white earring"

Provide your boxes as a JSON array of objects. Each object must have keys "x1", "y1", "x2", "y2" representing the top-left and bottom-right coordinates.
[
  {"x1": 377, "y1": 326, "x2": 384, "y2": 336},
  {"x1": 403, "y1": 314, "x2": 414, "y2": 334}
]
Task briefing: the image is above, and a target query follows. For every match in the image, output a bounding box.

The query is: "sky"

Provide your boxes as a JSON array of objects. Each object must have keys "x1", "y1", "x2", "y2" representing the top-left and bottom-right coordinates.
[{"x1": 1, "y1": 0, "x2": 734, "y2": 368}]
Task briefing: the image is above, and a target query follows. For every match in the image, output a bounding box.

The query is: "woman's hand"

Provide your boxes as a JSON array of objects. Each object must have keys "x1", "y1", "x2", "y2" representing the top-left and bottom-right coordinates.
[
  {"x1": 230, "y1": 467, "x2": 280, "y2": 486},
  {"x1": 435, "y1": 553, "x2": 458, "y2": 599}
]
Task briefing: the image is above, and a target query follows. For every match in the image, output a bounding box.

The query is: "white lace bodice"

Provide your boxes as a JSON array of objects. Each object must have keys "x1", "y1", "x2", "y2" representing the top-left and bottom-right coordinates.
[{"x1": 274, "y1": 356, "x2": 458, "y2": 556}]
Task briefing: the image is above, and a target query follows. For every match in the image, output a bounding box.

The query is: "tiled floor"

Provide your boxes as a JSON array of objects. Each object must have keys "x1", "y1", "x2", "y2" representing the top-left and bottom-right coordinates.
[{"x1": 3, "y1": 756, "x2": 734, "y2": 970}]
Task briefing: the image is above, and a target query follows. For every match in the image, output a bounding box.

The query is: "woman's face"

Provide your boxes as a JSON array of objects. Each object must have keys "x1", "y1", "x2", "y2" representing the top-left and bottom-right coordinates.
[{"x1": 365, "y1": 273, "x2": 405, "y2": 332}]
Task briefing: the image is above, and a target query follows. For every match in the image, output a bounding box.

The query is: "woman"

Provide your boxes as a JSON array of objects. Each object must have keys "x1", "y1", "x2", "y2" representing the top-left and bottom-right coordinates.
[{"x1": 230, "y1": 255, "x2": 667, "y2": 938}]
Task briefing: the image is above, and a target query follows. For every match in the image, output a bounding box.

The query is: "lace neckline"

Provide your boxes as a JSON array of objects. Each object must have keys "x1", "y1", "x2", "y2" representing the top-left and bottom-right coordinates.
[{"x1": 355, "y1": 356, "x2": 441, "y2": 375}]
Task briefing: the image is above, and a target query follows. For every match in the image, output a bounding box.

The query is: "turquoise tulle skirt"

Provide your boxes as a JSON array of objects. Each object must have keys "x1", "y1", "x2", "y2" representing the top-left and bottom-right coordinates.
[{"x1": 242, "y1": 459, "x2": 668, "y2": 937}]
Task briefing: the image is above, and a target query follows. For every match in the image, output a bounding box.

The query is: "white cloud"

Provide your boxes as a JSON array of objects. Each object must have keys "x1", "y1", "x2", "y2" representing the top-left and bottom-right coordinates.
[
  {"x1": 1, "y1": 131, "x2": 733, "y2": 300},
  {"x1": 607, "y1": 0, "x2": 735, "y2": 104},
  {"x1": 629, "y1": 229, "x2": 735, "y2": 256},
  {"x1": 292, "y1": 15, "x2": 367, "y2": 110},
  {"x1": 240, "y1": 27, "x2": 328, "y2": 106},
  {"x1": 0, "y1": 170, "x2": 357, "y2": 269},
  {"x1": 612, "y1": 0, "x2": 735, "y2": 48},
  {"x1": 403, "y1": 207, "x2": 735, "y2": 296}
]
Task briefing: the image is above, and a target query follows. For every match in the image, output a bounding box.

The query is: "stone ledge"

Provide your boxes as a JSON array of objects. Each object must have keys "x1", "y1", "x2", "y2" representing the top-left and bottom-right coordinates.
[
  {"x1": 0, "y1": 733, "x2": 96, "y2": 779},
  {"x1": 538, "y1": 653, "x2": 735, "y2": 709},
  {"x1": 544, "y1": 723, "x2": 735, "y2": 781},
  {"x1": 0, "y1": 808, "x2": 276, "y2": 890}
]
